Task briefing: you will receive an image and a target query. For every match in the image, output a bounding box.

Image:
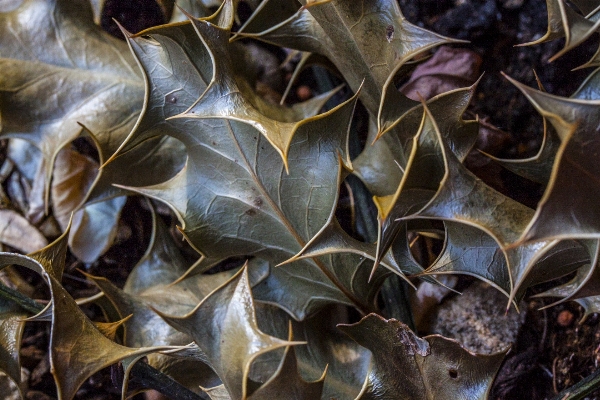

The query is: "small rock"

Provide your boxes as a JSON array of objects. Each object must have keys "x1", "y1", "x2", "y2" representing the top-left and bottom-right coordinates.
[
  {"x1": 296, "y1": 85, "x2": 313, "y2": 101},
  {"x1": 430, "y1": 281, "x2": 525, "y2": 354},
  {"x1": 557, "y1": 310, "x2": 574, "y2": 327}
]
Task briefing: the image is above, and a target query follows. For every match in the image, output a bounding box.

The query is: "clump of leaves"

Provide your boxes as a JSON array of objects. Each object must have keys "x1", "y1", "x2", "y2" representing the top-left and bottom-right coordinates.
[{"x1": 2, "y1": 0, "x2": 600, "y2": 399}]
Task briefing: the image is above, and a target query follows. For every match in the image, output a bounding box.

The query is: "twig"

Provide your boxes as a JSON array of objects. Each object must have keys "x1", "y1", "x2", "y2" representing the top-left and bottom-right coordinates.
[
  {"x1": 0, "y1": 282, "x2": 44, "y2": 314},
  {"x1": 550, "y1": 368, "x2": 600, "y2": 400}
]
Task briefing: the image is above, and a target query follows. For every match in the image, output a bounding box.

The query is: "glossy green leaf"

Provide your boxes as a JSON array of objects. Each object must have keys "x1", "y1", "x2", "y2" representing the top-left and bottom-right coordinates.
[
  {"x1": 533, "y1": 239, "x2": 600, "y2": 307},
  {"x1": 375, "y1": 101, "x2": 574, "y2": 303},
  {"x1": 507, "y1": 75, "x2": 600, "y2": 243},
  {"x1": 520, "y1": 0, "x2": 600, "y2": 64},
  {"x1": 156, "y1": 265, "x2": 300, "y2": 399},
  {"x1": 0, "y1": 0, "x2": 143, "y2": 202},
  {"x1": 117, "y1": 59, "x2": 382, "y2": 318},
  {"x1": 255, "y1": 304, "x2": 371, "y2": 400},
  {"x1": 338, "y1": 313, "x2": 506, "y2": 400},
  {"x1": 0, "y1": 250, "x2": 173, "y2": 400},
  {"x1": 238, "y1": 0, "x2": 459, "y2": 118},
  {"x1": 372, "y1": 88, "x2": 478, "y2": 267},
  {"x1": 0, "y1": 296, "x2": 26, "y2": 395},
  {"x1": 248, "y1": 343, "x2": 325, "y2": 399},
  {"x1": 423, "y1": 221, "x2": 511, "y2": 296},
  {"x1": 97, "y1": 209, "x2": 269, "y2": 393},
  {"x1": 482, "y1": 118, "x2": 559, "y2": 185}
]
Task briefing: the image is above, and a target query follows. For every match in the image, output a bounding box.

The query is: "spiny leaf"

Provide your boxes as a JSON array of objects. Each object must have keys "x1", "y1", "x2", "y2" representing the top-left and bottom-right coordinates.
[
  {"x1": 285, "y1": 216, "x2": 406, "y2": 279},
  {"x1": 94, "y1": 315, "x2": 132, "y2": 341},
  {"x1": 520, "y1": 0, "x2": 600, "y2": 65},
  {"x1": 255, "y1": 304, "x2": 372, "y2": 400},
  {"x1": 238, "y1": 0, "x2": 459, "y2": 117},
  {"x1": 168, "y1": 6, "x2": 341, "y2": 169},
  {"x1": 101, "y1": 5, "x2": 372, "y2": 319},
  {"x1": 0, "y1": 0, "x2": 143, "y2": 203},
  {"x1": 372, "y1": 87, "x2": 478, "y2": 269},
  {"x1": 0, "y1": 296, "x2": 26, "y2": 395},
  {"x1": 352, "y1": 117, "x2": 405, "y2": 197},
  {"x1": 123, "y1": 204, "x2": 206, "y2": 295},
  {"x1": 507, "y1": 74, "x2": 600, "y2": 243},
  {"x1": 27, "y1": 220, "x2": 70, "y2": 281},
  {"x1": 354, "y1": 50, "x2": 480, "y2": 196},
  {"x1": 533, "y1": 239, "x2": 600, "y2": 307},
  {"x1": 481, "y1": 120, "x2": 559, "y2": 186},
  {"x1": 118, "y1": 70, "x2": 381, "y2": 318},
  {"x1": 248, "y1": 341, "x2": 326, "y2": 399},
  {"x1": 0, "y1": 251, "x2": 171, "y2": 400},
  {"x1": 422, "y1": 221, "x2": 511, "y2": 296},
  {"x1": 338, "y1": 313, "x2": 506, "y2": 400},
  {"x1": 376, "y1": 101, "x2": 572, "y2": 303},
  {"x1": 155, "y1": 265, "x2": 300, "y2": 399},
  {"x1": 88, "y1": 210, "x2": 268, "y2": 393},
  {"x1": 481, "y1": 68, "x2": 557, "y2": 186}
]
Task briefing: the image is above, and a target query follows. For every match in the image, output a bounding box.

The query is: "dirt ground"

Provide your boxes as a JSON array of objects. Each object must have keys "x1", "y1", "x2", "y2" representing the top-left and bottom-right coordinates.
[{"x1": 8, "y1": 0, "x2": 600, "y2": 399}]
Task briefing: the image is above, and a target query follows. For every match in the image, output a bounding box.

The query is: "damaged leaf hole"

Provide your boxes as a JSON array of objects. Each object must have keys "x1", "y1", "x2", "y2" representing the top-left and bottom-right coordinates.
[
  {"x1": 165, "y1": 93, "x2": 178, "y2": 104},
  {"x1": 386, "y1": 25, "x2": 394, "y2": 42},
  {"x1": 448, "y1": 368, "x2": 458, "y2": 379}
]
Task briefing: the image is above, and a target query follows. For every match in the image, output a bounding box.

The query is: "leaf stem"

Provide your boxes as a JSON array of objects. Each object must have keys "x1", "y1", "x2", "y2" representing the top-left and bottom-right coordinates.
[
  {"x1": 550, "y1": 368, "x2": 600, "y2": 400},
  {"x1": 0, "y1": 282, "x2": 43, "y2": 314},
  {"x1": 130, "y1": 362, "x2": 205, "y2": 400}
]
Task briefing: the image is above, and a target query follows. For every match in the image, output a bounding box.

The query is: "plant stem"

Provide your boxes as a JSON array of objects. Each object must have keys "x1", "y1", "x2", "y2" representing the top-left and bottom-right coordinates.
[
  {"x1": 0, "y1": 282, "x2": 205, "y2": 399},
  {"x1": 0, "y1": 282, "x2": 44, "y2": 314},
  {"x1": 550, "y1": 369, "x2": 600, "y2": 400},
  {"x1": 130, "y1": 362, "x2": 205, "y2": 400},
  {"x1": 380, "y1": 275, "x2": 416, "y2": 331}
]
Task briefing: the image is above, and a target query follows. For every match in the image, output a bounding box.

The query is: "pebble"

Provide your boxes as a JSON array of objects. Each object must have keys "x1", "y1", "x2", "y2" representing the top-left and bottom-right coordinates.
[
  {"x1": 557, "y1": 310, "x2": 575, "y2": 327},
  {"x1": 430, "y1": 281, "x2": 525, "y2": 354},
  {"x1": 296, "y1": 85, "x2": 312, "y2": 101}
]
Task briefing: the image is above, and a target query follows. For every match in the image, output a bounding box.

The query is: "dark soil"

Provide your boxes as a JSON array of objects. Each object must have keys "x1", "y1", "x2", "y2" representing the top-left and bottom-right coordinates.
[{"x1": 8, "y1": 0, "x2": 600, "y2": 399}]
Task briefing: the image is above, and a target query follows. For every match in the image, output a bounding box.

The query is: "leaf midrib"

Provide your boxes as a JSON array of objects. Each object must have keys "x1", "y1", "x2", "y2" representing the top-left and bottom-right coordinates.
[{"x1": 224, "y1": 120, "x2": 370, "y2": 314}]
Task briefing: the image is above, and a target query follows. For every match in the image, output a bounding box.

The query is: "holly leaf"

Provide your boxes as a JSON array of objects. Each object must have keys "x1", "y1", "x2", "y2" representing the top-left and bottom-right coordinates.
[
  {"x1": 155, "y1": 265, "x2": 300, "y2": 399},
  {"x1": 117, "y1": 51, "x2": 383, "y2": 318},
  {"x1": 520, "y1": 0, "x2": 600, "y2": 64},
  {"x1": 352, "y1": 117, "x2": 405, "y2": 197},
  {"x1": 482, "y1": 119, "x2": 559, "y2": 186},
  {"x1": 164, "y1": 7, "x2": 342, "y2": 169},
  {"x1": 338, "y1": 313, "x2": 506, "y2": 400},
  {"x1": 254, "y1": 304, "x2": 371, "y2": 400},
  {"x1": 0, "y1": 0, "x2": 143, "y2": 202},
  {"x1": 422, "y1": 221, "x2": 511, "y2": 296},
  {"x1": 248, "y1": 341, "x2": 325, "y2": 399},
  {"x1": 0, "y1": 296, "x2": 26, "y2": 395},
  {"x1": 0, "y1": 250, "x2": 174, "y2": 400},
  {"x1": 372, "y1": 87, "x2": 478, "y2": 266},
  {"x1": 533, "y1": 239, "x2": 600, "y2": 307},
  {"x1": 237, "y1": 0, "x2": 459, "y2": 117},
  {"x1": 375, "y1": 101, "x2": 573, "y2": 303},
  {"x1": 507, "y1": 74, "x2": 600, "y2": 243}
]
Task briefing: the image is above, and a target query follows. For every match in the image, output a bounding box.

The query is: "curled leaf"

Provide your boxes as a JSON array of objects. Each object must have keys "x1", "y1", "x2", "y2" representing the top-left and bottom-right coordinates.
[{"x1": 338, "y1": 313, "x2": 506, "y2": 400}]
